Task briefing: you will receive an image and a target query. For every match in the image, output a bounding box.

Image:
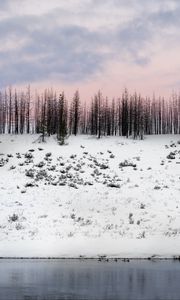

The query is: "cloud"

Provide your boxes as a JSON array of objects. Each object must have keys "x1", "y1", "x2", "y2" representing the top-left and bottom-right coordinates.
[
  {"x1": 0, "y1": 0, "x2": 180, "y2": 87},
  {"x1": 0, "y1": 0, "x2": 9, "y2": 9},
  {"x1": 0, "y1": 15, "x2": 106, "y2": 87}
]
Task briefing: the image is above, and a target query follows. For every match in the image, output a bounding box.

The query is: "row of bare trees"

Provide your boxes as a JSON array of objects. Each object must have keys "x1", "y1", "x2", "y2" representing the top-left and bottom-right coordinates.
[
  {"x1": 0, "y1": 87, "x2": 31, "y2": 135},
  {"x1": 0, "y1": 87, "x2": 180, "y2": 142}
]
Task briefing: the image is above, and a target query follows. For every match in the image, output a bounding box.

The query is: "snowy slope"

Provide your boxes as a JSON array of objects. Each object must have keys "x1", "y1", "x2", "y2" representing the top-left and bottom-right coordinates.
[{"x1": 0, "y1": 134, "x2": 180, "y2": 258}]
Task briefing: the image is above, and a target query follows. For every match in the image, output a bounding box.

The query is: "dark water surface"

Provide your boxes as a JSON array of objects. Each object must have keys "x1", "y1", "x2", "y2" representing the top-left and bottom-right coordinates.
[{"x1": 0, "y1": 259, "x2": 180, "y2": 300}]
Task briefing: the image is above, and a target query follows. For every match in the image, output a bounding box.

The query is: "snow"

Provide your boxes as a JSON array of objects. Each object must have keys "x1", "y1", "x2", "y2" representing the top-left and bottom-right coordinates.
[{"x1": 0, "y1": 134, "x2": 180, "y2": 258}]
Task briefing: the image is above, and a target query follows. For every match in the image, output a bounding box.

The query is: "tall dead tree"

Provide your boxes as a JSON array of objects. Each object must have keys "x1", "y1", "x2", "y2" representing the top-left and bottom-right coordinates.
[
  {"x1": 8, "y1": 87, "x2": 12, "y2": 134},
  {"x1": 70, "y1": 90, "x2": 80, "y2": 136},
  {"x1": 97, "y1": 90, "x2": 103, "y2": 139},
  {"x1": 57, "y1": 92, "x2": 67, "y2": 145},
  {"x1": 121, "y1": 89, "x2": 129, "y2": 137},
  {"x1": 14, "y1": 90, "x2": 19, "y2": 134},
  {"x1": 26, "y1": 85, "x2": 31, "y2": 134}
]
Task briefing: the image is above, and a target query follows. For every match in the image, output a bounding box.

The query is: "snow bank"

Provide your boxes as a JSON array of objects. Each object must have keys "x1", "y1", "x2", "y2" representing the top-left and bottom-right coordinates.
[{"x1": 0, "y1": 134, "x2": 180, "y2": 258}]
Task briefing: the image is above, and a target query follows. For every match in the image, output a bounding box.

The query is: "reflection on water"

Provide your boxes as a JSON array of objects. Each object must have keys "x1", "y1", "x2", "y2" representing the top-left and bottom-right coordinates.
[{"x1": 0, "y1": 259, "x2": 180, "y2": 300}]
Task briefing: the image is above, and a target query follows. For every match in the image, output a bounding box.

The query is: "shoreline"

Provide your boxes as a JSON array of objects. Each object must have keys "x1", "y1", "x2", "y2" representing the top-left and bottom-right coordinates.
[{"x1": 1, "y1": 237, "x2": 180, "y2": 260}]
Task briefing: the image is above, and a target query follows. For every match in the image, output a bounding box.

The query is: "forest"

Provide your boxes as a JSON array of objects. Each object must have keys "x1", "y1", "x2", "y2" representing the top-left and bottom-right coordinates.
[{"x1": 0, "y1": 87, "x2": 180, "y2": 143}]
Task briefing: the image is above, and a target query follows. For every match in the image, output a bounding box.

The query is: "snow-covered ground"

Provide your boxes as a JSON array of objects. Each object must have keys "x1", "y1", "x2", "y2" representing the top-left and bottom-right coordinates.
[{"x1": 0, "y1": 134, "x2": 180, "y2": 258}]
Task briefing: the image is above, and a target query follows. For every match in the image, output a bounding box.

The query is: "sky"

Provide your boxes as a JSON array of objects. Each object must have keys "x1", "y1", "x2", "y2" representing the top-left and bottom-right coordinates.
[{"x1": 0, "y1": 0, "x2": 180, "y2": 100}]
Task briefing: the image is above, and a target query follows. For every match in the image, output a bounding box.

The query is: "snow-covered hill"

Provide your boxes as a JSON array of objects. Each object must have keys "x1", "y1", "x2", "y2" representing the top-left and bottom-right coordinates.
[{"x1": 0, "y1": 134, "x2": 180, "y2": 258}]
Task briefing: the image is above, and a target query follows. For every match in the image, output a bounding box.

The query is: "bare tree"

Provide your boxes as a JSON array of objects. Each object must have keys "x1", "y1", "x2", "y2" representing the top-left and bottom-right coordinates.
[{"x1": 57, "y1": 92, "x2": 68, "y2": 145}]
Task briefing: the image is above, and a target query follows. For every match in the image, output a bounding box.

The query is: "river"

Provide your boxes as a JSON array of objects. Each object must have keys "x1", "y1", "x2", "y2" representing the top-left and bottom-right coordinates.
[{"x1": 0, "y1": 259, "x2": 180, "y2": 300}]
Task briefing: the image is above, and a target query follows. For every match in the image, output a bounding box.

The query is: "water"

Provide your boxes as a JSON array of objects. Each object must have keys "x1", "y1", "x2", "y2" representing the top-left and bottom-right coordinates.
[{"x1": 0, "y1": 259, "x2": 180, "y2": 300}]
